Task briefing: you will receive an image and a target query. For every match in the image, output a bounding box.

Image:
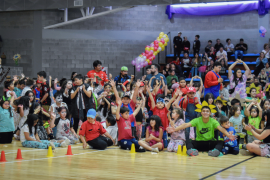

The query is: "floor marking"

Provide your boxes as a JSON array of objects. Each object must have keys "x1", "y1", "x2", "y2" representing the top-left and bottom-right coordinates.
[
  {"x1": 0, "y1": 148, "x2": 118, "y2": 164},
  {"x1": 199, "y1": 156, "x2": 256, "y2": 180}
]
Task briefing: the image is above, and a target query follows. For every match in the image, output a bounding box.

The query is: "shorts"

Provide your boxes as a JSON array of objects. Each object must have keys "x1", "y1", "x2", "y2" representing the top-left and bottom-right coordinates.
[
  {"x1": 260, "y1": 144, "x2": 270, "y2": 157},
  {"x1": 119, "y1": 138, "x2": 140, "y2": 150},
  {"x1": 247, "y1": 134, "x2": 258, "y2": 143}
]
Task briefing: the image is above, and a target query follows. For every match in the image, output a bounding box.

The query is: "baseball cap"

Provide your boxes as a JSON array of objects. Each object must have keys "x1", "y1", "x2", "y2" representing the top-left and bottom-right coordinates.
[
  {"x1": 87, "y1": 109, "x2": 96, "y2": 118},
  {"x1": 140, "y1": 82, "x2": 145, "y2": 87},
  {"x1": 121, "y1": 66, "x2": 128, "y2": 71},
  {"x1": 178, "y1": 32, "x2": 182, "y2": 34},
  {"x1": 156, "y1": 97, "x2": 165, "y2": 104},
  {"x1": 187, "y1": 87, "x2": 196, "y2": 93},
  {"x1": 36, "y1": 80, "x2": 42, "y2": 84},
  {"x1": 122, "y1": 92, "x2": 130, "y2": 99}
]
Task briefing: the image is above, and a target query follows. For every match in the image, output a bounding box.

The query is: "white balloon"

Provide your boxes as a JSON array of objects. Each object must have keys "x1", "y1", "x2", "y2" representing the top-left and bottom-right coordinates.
[{"x1": 158, "y1": 47, "x2": 162, "y2": 51}]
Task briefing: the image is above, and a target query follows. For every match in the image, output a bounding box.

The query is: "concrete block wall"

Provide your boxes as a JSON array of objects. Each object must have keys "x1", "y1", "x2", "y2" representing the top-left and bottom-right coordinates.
[
  {"x1": 42, "y1": 38, "x2": 162, "y2": 79},
  {"x1": 0, "y1": 66, "x2": 23, "y2": 88},
  {"x1": 0, "y1": 11, "x2": 34, "y2": 29},
  {"x1": 0, "y1": 39, "x2": 33, "y2": 77}
]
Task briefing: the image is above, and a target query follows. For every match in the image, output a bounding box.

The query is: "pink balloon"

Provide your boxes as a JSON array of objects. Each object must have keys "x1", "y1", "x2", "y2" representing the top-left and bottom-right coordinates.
[
  {"x1": 148, "y1": 61, "x2": 152, "y2": 65},
  {"x1": 152, "y1": 55, "x2": 156, "y2": 60},
  {"x1": 142, "y1": 53, "x2": 146, "y2": 56},
  {"x1": 145, "y1": 50, "x2": 149, "y2": 54},
  {"x1": 154, "y1": 47, "x2": 158, "y2": 51},
  {"x1": 149, "y1": 51, "x2": 153, "y2": 56}
]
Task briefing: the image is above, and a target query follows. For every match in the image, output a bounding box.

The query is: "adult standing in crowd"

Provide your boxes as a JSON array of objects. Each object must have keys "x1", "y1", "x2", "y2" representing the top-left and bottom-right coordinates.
[
  {"x1": 193, "y1": 35, "x2": 200, "y2": 56},
  {"x1": 87, "y1": 60, "x2": 109, "y2": 86},
  {"x1": 182, "y1": 36, "x2": 190, "y2": 54},
  {"x1": 173, "y1": 32, "x2": 183, "y2": 59},
  {"x1": 204, "y1": 61, "x2": 223, "y2": 99},
  {"x1": 205, "y1": 40, "x2": 212, "y2": 54},
  {"x1": 114, "y1": 66, "x2": 134, "y2": 88},
  {"x1": 254, "y1": 52, "x2": 268, "y2": 76},
  {"x1": 228, "y1": 59, "x2": 250, "y2": 99},
  {"x1": 235, "y1": 38, "x2": 248, "y2": 61},
  {"x1": 262, "y1": 43, "x2": 270, "y2": 61},
  {"x1": 145, "y1": 64, "x2": 167, "y2": 89}
]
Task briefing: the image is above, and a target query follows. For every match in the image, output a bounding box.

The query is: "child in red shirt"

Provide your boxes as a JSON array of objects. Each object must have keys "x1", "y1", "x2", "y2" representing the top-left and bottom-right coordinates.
[
  {"x1": 173, "y1": 77, "x2": 188, "y2": 97},
  {"x1": 147, "y1": 86, "x2": 180, "y2": 148},
  {"x1": 79, "y1": 109, "x2": 114, "y2": 150},
  {"x1": 116, "y1": 98, "x2": 159, "y2": 152}
]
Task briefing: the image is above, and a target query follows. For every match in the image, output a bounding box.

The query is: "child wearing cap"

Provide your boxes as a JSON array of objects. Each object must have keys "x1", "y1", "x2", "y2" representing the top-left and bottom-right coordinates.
[
  {"x1": 173, "y1": 77, "x2": 188, "y2": 97},
  {"x1": 34, "y1": 80, "x2": 41, "y2": 101},
  {"x1": 79, "y1": 109, "x2": 114, "y2": 150},
  {"x1": 174, "y1": 87, "x2": 199, "y2": 140},
  {"x1": 146, "y1": 85, "x2": 180, "y2": 148}
]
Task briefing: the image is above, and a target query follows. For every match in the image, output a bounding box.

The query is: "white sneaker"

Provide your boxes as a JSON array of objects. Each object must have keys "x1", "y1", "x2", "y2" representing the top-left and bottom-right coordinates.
[
  {"x1": 151, "y1": 147, "x2": 159, "y2": 153},
  {"x1": 49, "y1": 142, "x2": 56, "y2": 150},
  {"x1": 64, "y1": 138, "x2": 71, "y2": 145},
  {"x1": 14, "y1": 134, "x2": 20, "y2": 140}
]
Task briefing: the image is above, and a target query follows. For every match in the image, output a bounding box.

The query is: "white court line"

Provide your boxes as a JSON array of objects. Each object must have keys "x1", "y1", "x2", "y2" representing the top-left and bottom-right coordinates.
[
  {"x1": 3, "y1": 146, "x2": 82, "y2": 155},
  {"x1": 0, "y1": 148, "x2": 118, "y2": 164}
]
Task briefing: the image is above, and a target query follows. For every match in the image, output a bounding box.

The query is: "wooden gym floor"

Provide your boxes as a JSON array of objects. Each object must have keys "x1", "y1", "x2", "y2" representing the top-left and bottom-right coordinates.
[{"x1": 0, "y1": 141, "x2": 269, "y2": 180}]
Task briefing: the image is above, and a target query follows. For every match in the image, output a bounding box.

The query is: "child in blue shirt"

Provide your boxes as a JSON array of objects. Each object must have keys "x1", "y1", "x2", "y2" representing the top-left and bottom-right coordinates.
[
  {"x1": 220, "y1": 116, "x2": 239, "y2": 155},
  {"x1": 0, "y1": 92, "x2": 15, "y2": 144}
]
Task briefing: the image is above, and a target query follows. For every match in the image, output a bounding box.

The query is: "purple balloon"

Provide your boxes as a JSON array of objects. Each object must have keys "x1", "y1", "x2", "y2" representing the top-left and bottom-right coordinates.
[
  {"x1": 144, "y1": 61, "x2": 148, "y2": 66},
  {"x1": 136, "y1": 64, "x2": 141, "y2": 69},
  {"x1": 136, "y1": 68, "x2": 141, "y2": 72},
  {"x1": 132, "y1": 60, "x2": 135, "y2": 65},
  {"x1": 150, "y1": 50, "x2": 153, "y2": 53}
]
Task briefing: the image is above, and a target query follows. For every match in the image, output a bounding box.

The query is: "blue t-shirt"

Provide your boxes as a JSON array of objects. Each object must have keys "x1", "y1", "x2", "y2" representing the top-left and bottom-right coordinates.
[
  {"x1": 145, "y1": 73, "x2": 167, "y2": 89},
  {"x1": 220, "y1": 127, "x2": 237, "y2": 147},
  {"x1": 34, "y1": 88, "x2": 40, "y2": 99},
  {"x1": 14, "y1": 87, "x2": 22, "y2": 97},
  {"x1": 0, "y1": 105, "x2": 15, "y2": 132}
]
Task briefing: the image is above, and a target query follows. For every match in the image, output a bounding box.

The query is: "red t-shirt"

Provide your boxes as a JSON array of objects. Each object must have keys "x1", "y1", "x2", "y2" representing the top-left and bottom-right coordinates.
[
  {"x1": 87, "y1": 70, "x2": 109, "y2": 86},
  {"x1": 157, "y1": 89, "x2": 164, "y2": 95},
  {"x1": 171, "y1": 61, "x2": 180, "y2": 66},
  {"x1": 179, "y1": 97, "x2": 199, "y2": 110},
  {"x1": 79, "y1": 120, "x2": 107, "y2": 141},
  {"x1": 117, "y1": 114, "x2": 136, "y2": 141},
  {"x1": 173, "y1": 86, "x2": 188, "y2": 97},
  {"x1": 204, "y1": 71, "x2": 222, "y2": 89},
  {"x1": 152, "y1": 106, "x2": 169, "y2": 130}
]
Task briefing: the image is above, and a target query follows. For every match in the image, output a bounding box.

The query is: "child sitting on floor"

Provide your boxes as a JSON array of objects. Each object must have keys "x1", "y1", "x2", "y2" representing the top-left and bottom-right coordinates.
[
  {"x1": 167, "y1": 108, "x2": 185, "y2": 152},
  {"x1": 140, "y1": 115, "x2": 164, "y2": 152},
  {"x1": 219, "y1": 116, "x2": 239, "y2": 155},
  {"x1": 21, "y1": 114, "x2": 69, "y2": 149},
  {"x1": 106, "y1": 115, "x2": 118, "y2": 145},
  {"x1": 229, "y1": 105, "x2": 245, "y2": 144},
  {"x1": 244, "y1": 102, "x2": 262, "y2": 143},
  {"x1": 50, "y1": 107, "x2": 79, "y2": 144}
]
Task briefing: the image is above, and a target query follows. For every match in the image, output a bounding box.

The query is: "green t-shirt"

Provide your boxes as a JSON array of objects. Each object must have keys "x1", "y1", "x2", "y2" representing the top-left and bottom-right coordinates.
[
  {"x1": 247, "y1": 116, "x2": 261, "y2": 135},
  {"x1": 190, "y1": 117, "x2": 220, "y2": 141}
]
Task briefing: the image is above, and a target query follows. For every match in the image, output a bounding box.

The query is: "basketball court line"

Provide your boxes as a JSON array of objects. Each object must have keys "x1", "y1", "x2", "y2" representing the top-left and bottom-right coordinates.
[
  {"x1": 0, "y1": 147, "x2": 118, "y2": 164},
  {"x1": 199, "y1": 156, "x2": 256, "y2": 180}
]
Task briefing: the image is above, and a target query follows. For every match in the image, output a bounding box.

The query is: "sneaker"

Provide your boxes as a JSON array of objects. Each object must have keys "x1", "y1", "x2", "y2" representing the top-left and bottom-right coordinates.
[
  {"x1": 64, "y1": 138, "x2": 71, "y2": 145},
  {"x1": 208, "y1": 148, "x2": 220, "y2": 157},
  {"x1": 14, "y1": 134, "x2": 20, "y2": 140},
  {"x1": 49, "y1": 142, "x2": 56, "y2": 150},
  {"x1": 136, "y1": 146, "x2": 146, "y2": 152},
  {"x1": 60, "y1": 141, "x2": 68, "y2": 148},
  {"x1": 240, "y1": 149, "x2": 253, "y2": 156},
  {"x1": 187, "y1": 149, "x2": 199, "y2": 156},
  {"x1": 151, "y1": 147, "x2": 159, "y2": 153}
]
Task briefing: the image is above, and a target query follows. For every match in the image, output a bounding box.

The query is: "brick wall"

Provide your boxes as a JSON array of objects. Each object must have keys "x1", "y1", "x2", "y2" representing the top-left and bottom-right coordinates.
[
  {"x1": 0, "y1": 39, "x2": 33, "y2": 77},
  {"x1": 0, "y1": 11, "x2": 34, "y2": 29},
  {"x1": 42, "y1": 38, "x2": 163, "y2": 78}
]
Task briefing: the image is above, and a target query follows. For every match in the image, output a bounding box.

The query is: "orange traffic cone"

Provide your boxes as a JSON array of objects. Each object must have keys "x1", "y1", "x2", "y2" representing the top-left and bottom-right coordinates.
[
  {"x1": 15, "y1": 149, "x2": 23, "y2": 160},
  {"x1": 66, "y1": 145, "x2": 73, "y2": 155},
  {"x1": 0, "y1": 151, "x2": 7, "y2": 162}
]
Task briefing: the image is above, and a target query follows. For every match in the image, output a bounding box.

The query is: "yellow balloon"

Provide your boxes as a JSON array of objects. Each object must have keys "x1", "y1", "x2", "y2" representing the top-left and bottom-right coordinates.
[
  {"x1": 157, "y1": 37, "x2": 160, "y2": 41},
  {"x1": 153, "y1": 52, "x2": 157, "y2": 56},
  {"x1": 164, "y1": 42, "x2": 167, "y2": 46},
  {"x1": 139, "y1": 55, "x2": 143, "y2": 57},
  {"x1": 159, "y1": 34, "x2": 163, "y2": 39},
  {"x1": 160, "y1": 32, "x2": 164, "y2": 36},
  {"x1": 161, "y1": 47, "x2": 165, "y2": 51},
  {"x1": 150, "y1": 47, "x2": 154, "y2": 51},
  {"x1": 158, "y1": 42, "x2": 163, "y2": 47},
  {"x1": 165, "y1": 38, "x2": 169, "y2": 42},
  {"x1": 157, "y1": 50, "x2": 160, "y2": 53},
  {"x1": 145, "y1": 47, "x2": 150, "y2": 51},
  {"x1": 146, "y1": 59, "x2": 150, "y2": 63}
]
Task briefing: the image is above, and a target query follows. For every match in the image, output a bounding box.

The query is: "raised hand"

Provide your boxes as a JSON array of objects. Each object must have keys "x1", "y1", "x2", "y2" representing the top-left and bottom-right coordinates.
[
  {"x1": 109, "y1": 80, "x2": 116, "y2": 87},
  {"x1": 54, "y1": 78, "x2": 58, "y2": 84},
  {"x1": 136, "y1": 80, "x2": 141, "y2": 87},
  {"x1": 131, "y1": 75, "x2": 135, "y2": 79}
]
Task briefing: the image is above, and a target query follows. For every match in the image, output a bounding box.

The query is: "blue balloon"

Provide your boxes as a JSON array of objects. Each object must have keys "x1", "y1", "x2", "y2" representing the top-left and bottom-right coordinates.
[{"x1": 259, "y1": 30, "x2": 262, "y2": 33}]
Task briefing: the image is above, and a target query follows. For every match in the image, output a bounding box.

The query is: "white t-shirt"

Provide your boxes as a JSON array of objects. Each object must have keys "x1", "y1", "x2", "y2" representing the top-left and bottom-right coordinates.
[
  {"x1": 225, "y1": 43, "x2": 234, "y2": 52},
  {"x1": 106, "y1": 126, "x2": 118, "y2": 145},
  {"x1": 49, "y1": 102, "x2": 68, "y2": 119},
  {"x1": 20, "y1": 124, "x2": 36, "y2": 143},
  {"x1": 21, "y1": 86, "x2": 31, "y2": 96},
  {"x1": 70, "y1": 86, "x2": 92, "y2": 109},
  {"x1": 183, "y1": 58, "x2": 190, "y2": 68},
  {"x1": 216, "y1": 50, "x2": 227, "y2": 58},
  {"x1": 56, "y1": 118, "x2": 71, "y2": 139},
  {"x1": 19, "y1": 109, "x2": 30, "y2": 129},
  {"x1": 6, "y1": 90, "x2": 17, "y2": 99},
  {"x1": 262, "y1": 49, "x2": 270, "y2": 58}
]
